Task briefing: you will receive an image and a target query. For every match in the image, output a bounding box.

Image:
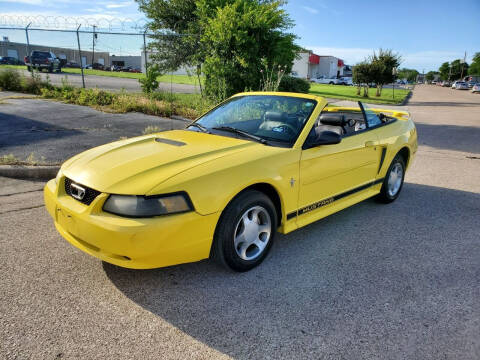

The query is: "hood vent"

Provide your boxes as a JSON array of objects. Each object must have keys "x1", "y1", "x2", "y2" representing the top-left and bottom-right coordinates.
[{"x1": 155, "y1": 137, "x2": 186, "y2": 146}]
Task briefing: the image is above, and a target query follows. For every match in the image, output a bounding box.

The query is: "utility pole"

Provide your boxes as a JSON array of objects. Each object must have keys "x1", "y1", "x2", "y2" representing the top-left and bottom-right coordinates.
[
  {"x1": 460, "y1": 51, "x2": 466, "y2": 80},
  {"x1": 76, "y1": 25, "x2": 85, "y2": 88},
  {"x1": 92, "y1": 25, "x2": 96, "y2": 66}
]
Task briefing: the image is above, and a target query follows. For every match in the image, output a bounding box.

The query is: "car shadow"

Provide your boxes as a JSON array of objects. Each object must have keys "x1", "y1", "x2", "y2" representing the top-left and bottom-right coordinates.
[
  {"x1": 103, "y1": 183, "x2": 480, "y2": 359},
  {"x1": 415, "y1": 122, "x2": 480, "y2": 154}
]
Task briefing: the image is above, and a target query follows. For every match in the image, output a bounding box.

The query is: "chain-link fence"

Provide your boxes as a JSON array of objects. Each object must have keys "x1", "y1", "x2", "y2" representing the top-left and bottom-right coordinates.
[{"x1": 0, "y1": 15, "x2": 200, "y2": 94}]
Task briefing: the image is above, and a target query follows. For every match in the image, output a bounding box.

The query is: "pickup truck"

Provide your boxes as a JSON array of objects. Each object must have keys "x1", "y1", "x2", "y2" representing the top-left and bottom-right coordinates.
[{"x1": 24, "y1": 51, "x2": 61, "y2": 73}]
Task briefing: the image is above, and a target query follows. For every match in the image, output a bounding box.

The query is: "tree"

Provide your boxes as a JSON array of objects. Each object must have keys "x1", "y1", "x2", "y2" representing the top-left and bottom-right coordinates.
[
  {"x1": 352, "y1": 61, "x2": 371, "y2": 97},
  {"x1": 369, "y1": 49, "x2": 401, "y2": 96},
  {"x1": 199, "y1": 0, "x2": 299, "y2": 100},
  {"x1": 438, "y1": 62, "x2": 450, "y2": 80},
  {"x1": 137, "y1": 0, "x2": 299, "y2": 100},
  {"x1": 425, "y1": 71, "x2": 438, "y2": 82},
  {"x1": 450, "y1": 59, "x2": 468, "y2": 80},
  {"x1": 397, "y1": 68, "x2": 419, "y2": 83},
  {"x1": 469, "y1": 52, "x2": 480, "y2": 75}
]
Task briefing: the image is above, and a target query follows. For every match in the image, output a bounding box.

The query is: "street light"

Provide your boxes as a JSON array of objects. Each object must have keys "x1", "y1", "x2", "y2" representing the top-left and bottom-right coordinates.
[{"x1": 392, "y1": 67, "x2": 398, "y2": 100}]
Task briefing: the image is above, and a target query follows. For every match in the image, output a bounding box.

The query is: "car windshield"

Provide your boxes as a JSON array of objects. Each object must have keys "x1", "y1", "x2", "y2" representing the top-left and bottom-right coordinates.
[{"x1": 191, "y1": 95, "x2": 317, "y2": 145}]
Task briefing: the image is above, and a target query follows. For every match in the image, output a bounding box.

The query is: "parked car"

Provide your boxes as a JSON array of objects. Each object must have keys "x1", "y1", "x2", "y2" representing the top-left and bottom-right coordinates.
[
  {"x1": 0, "y1": 56, "x2": 24, "y2": 65},
  {"x1": 290, "y1": 71, "x2": 302, "y2": 78},
  {"x1": 471, "y1": 84, "x2": 480, "y2": 93},
  {"x1": 441, "y1": 81, "x2": 451, "y2": 87},
  {"x1": 431, "y1": 80, "x2": 437, "y2": 85},
  {"x1": 84, "y1": 63, "x2": 105, "y2": 70},
  {"x1": 338, "y1": 77, "x2": 353, "y2": 86},
  {"x1": 467, "y1": 81, "x2": 476, "y2": 88},
  {"x1": 44, "y1": 92, "x2": 417, "y2": 272},
  {"x1": 455, "y1": 82, "x2": 469, "y2": 90},
  {"x1": 451, "y1": 81, "x2": 460, "y2": 89},
  {"x1": 311, "y1": 76, "x2": 341, "y2": 85},
  {"x1": 64, "y1": 61, "x2": 80, "y2": 68},
  {"x1": 24, "y1": 51, "x2": 61, "y2": 73}
]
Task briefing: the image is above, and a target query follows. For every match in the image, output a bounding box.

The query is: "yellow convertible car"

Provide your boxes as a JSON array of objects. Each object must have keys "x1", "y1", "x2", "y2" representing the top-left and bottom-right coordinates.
[{"x1": 44, "y1": 92, "x2": 417, "y2": 272}]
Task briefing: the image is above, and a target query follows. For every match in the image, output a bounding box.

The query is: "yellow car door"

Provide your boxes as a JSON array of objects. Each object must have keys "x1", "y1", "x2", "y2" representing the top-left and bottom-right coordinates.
[{"x1": 296, "y1": 122, "x2": 381, "y2": 227}]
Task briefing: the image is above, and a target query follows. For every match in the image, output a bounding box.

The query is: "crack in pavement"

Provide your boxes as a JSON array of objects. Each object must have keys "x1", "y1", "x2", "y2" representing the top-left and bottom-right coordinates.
[
  {"x1": 0, "y1": 189, "x2": 44, "y2": 197},
  {"x1": 0, "y1": 204, "x2": 44, "y2": 214}
]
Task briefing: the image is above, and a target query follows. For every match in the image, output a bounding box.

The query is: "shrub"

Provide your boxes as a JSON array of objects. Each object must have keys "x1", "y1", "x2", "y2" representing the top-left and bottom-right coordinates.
[
  {"x1": 21, "y1": 71, "x2": 51, "y2": 94},
  {"x1": 278, "y1": 76, "x2": 310, "y2": 93},
  {"x1": 138, "y1": 65, "x2": 161, "y2": 94},
  {"x1": 0, "y1": 69, "x2": 22, "y2": 91}
]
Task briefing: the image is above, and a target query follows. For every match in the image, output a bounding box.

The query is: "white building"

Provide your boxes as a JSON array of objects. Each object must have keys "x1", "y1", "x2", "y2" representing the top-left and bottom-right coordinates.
[{"x1": 292, "y1": 50, "x2": 345, "y2": 79}]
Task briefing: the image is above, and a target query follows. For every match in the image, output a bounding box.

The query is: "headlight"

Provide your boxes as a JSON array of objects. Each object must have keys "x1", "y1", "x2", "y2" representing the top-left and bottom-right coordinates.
[{"x1": 103, "y1": 192, "x2": 193, "y2": 217}]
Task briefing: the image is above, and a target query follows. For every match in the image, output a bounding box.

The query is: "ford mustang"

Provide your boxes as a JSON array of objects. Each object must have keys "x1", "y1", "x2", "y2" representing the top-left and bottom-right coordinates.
[{"x1": 44, "y1": 92, "x2": 417, "y2": 272}]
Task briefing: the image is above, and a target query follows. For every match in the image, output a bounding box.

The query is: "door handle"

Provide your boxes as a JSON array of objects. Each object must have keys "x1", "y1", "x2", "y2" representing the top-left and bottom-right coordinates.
[{"x1": 365, "y1": 141, "x2": 378, "y2": 147}]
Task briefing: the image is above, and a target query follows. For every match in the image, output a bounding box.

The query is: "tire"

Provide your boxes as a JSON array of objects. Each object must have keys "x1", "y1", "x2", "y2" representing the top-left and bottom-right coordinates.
[
  {"x1": 48, "y1": 66, "x2": 53, "y2": 73},
  {"x1": 212, "y1": 190, "x2": 277, "y2": 272},
  {"x1": 377, "y1": 154, "x2": 406, "y2": 203},
  {"x1": 329, "y1": 81, "x2": 334, "y2": 84},
  {"x1": 27, "y1": 66, "x2": 31, "y2": 72},
  {"x1": 56, "y1": 67, "x2": 61, "y2": 73}
]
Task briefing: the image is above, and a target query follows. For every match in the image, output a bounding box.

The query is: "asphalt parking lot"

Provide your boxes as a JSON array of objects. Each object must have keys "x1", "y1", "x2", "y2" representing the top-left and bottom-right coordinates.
[
  {"x1": 0, "y1": 91, "x2": 188, "y2": 163},
  {"x1": 0, "y1": 85, "x2": 479, "y2": 359}
]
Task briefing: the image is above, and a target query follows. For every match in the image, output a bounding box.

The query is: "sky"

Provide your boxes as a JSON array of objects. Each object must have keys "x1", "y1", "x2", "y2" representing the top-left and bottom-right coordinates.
[{"x1": 0, "y1": 0, "x2": 479, "y2": 71}]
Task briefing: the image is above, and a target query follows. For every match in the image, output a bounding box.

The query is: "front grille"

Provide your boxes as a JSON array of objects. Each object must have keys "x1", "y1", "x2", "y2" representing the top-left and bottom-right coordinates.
[{"x1": 64, "y1": 177, "x2": 101, "y2": 205}]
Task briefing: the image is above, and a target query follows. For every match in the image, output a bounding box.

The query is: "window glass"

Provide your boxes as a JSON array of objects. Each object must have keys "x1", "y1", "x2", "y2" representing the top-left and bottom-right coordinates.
[
  {"x1": 194, "y1": 95, "x2": 317, "y2": 144},
  {"x1": 359, "y1": 102, "x2": 382, "y2": 127}
]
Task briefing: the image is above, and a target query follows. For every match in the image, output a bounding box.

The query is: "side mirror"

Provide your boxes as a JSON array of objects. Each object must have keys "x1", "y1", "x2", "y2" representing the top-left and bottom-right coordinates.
[{"x1": 304, "y1": 130, "x2": 341, "y2": 149}]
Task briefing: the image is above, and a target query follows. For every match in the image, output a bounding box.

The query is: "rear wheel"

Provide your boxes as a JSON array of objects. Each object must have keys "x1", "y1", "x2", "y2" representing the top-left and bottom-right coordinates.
[
  {"x1": 212, "y1": 190, "x2": 277, "y2": 272},
  {"x1": 377, "y1": 154, "x2": 406, "y2": 203}
]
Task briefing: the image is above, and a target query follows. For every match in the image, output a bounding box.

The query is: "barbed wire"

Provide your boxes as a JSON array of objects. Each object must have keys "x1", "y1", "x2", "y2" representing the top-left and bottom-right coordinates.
[{"x1": 0, "y1": 14, "x2": 149, "y2": 32}]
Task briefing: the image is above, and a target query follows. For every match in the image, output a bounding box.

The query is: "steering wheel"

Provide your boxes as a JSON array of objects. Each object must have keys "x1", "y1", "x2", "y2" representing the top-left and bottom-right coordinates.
[{"x1": 275, "y1": 123, "x2": 298, "y2": 136}]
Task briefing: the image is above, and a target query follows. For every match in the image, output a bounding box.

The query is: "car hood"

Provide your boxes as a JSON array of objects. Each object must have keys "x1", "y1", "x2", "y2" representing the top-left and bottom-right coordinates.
[{"x1": 62, "y1": 130, "x2": 257, "y2": 194}]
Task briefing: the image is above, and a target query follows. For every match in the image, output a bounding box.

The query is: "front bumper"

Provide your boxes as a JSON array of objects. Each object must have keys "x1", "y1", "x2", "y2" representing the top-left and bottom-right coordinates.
[{"x1": 44, "y1": 179, "x2": 219, "y2": 269}]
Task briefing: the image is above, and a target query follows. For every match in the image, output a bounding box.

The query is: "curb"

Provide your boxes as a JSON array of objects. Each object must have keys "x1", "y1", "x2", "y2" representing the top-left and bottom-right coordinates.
[
  {"x1": 400, "y1": 90, "x2": 413, "y2": 106},
  {"x1": 0, "y1": 165, "x2": 60, "y2": 181}
]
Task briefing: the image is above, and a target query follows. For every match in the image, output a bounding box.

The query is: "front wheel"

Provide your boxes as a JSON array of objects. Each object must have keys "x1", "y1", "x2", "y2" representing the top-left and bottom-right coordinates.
[
  {"x1": 377, "y1": 154, "x2": 406, "y2": 203},
  {"x1": 212, "y1": 190, "x2": 277, "y2": 272}
]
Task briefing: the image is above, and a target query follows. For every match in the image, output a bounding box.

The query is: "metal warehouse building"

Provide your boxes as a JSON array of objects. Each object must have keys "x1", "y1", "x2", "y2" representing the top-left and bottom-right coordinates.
[
  {"x1": 292, "y1": 50, "x2": 345, "y2": 79},
  {"x1": 0, "y1": 40, "x2": 109, "y2": 67}
]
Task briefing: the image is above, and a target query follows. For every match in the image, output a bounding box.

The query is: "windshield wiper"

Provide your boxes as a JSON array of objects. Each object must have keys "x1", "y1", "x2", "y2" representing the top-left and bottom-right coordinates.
[
  {"x1": 212, "y1": 126, "x2": 267, "y2": 144},
  {"x1": 188, "y1": 122, "x2": 210, "y2": 133}
]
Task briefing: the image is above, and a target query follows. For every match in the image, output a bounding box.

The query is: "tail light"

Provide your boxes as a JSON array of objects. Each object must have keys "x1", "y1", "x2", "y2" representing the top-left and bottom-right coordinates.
[{"x1": 24, "y1": 56, "x2": 28, "y2": 63}]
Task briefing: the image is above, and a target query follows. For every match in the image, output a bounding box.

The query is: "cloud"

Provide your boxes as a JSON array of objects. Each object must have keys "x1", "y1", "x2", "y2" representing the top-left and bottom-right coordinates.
[
  {"x1": 105, "y1": 2, "x2": 133, "y2": 9},
  {"x1": 302, "y1": 6, "x2": 319, "y2": 14}
]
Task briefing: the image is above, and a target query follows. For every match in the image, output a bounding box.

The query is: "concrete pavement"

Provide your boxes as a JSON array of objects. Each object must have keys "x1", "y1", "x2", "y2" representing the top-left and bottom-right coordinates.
[{"x1": 0, "y1": 85, "x2": 479, "y2": 359}]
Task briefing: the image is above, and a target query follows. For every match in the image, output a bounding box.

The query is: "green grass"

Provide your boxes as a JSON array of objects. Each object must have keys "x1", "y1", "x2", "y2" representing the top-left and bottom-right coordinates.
[
  {"x1": 309, "y1": 83, "x2": 410, "y2": 105},
  {"x1": 0, "y1": 64, "x2": 200, "y2": 86}
]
